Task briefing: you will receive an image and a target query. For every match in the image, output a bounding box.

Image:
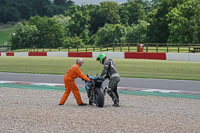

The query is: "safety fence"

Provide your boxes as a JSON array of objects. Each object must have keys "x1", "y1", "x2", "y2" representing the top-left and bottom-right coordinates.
[
  {"x1": 0, "y1": 46, "x2": 11, "y2": 52},
  {"x1": 2, "y1": 43, "x2": 200, "y2": 53},
  {"x1": 20, "y1": 43, "x2": 200, "y2": 53}
]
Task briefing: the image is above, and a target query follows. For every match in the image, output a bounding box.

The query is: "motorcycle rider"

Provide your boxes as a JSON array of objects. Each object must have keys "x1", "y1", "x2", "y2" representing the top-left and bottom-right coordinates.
[
  {"x1": 59, "y1": 58, "x2": 90, "y2": 106},
  {"x1": 96, "y1": 53, "x2": 120, "y2": 107}
]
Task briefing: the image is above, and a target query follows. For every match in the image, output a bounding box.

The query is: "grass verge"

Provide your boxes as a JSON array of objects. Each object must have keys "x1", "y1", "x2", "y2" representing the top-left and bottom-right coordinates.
[{"x1": 0, "y1": 57, "x2": 200, "y2": 80}]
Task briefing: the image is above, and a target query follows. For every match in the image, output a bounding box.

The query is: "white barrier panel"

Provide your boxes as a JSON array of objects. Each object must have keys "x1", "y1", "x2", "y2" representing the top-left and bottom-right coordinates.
[
  {"x1": 188, "y1": 53, "x2": 200, "y2": 61},
  {"x1": 166, "y1": 53, "x2": 189, "y2": 61},
  {"x1": 1, "y1": 52, "x2": 6, "y2": 56},
  {"x1": 47, "y1": 52, "x2": 68, "y2": 57},
  {"x1": 93, "y1": 52, "x2": 124, "y2": 59},
  {"x1": 14, "y1": 52, "x2": 28, "y2": 56}
]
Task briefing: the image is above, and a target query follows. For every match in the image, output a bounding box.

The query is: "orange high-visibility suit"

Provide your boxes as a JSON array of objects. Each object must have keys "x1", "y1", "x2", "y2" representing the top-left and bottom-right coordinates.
[{"x1": 59, "y1": 64, "x2": 90, "y2": 105}]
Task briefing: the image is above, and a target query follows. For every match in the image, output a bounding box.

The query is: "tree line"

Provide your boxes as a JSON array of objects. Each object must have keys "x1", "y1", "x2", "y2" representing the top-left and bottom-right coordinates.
[
  {"x1": 9, "y1": 0, "x2": 200, "y2": 49},
  {"x1": 0, "y1": 0, "x2": 74, "y2": 23}
]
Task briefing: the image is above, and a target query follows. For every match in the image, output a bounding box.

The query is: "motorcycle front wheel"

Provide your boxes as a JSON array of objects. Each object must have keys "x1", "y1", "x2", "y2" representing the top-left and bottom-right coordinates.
[{"x1": 95, "y1": 88, "x2": 105, "y2": 108}]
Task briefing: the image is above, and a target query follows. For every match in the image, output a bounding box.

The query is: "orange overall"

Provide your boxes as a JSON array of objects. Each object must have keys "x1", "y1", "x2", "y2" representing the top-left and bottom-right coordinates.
[{"x1": 59, "y1": 64, "x2": 90, "y2": 105}]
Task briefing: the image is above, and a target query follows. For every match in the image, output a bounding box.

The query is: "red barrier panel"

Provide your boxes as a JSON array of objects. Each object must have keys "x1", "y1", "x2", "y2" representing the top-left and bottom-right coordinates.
[
  {"x1": 125, "y1": 52, "x2": 166, "y2": 60},
  {"x1": 6, "y1": 52, "x2": 14, "y2": 56},
  {"x1": 124, "y1": 52, "x2": 145, "y2": 59},
  {"x1": 144, "y1": 52, "x2": 166, "y2": 60},
  {"x1": 68, "y1": 52, "x2": 92, "y2": 58},
  {"x1": 29, "y1": 52, "x2": 47, "y2": 56},
  {"x1": 0, "y1": 52, "x2": 1, "y2": 56}
]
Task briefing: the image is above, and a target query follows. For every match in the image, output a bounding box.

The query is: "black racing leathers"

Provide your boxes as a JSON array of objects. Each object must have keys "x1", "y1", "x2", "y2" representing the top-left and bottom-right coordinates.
[{"x1": 101, "y1": 59, "x2": 120, "y2": 106}]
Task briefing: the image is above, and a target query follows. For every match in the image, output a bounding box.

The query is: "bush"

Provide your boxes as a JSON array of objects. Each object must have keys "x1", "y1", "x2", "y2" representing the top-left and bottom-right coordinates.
[{"x1": 63, "y1": 36, "x2": 85, "y2": 48}]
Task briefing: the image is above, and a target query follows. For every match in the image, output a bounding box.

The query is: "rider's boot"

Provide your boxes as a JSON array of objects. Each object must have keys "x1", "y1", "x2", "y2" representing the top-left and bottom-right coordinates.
[
  {"x1": 107, "y1": 88, "x2": 119, "y2": 107},
  {"x1": 112, "y1": 99, "x2": 119, "y2": 107}
]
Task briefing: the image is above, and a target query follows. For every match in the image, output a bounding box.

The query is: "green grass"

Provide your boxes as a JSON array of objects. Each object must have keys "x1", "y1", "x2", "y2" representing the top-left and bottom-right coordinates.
[
  {"x1": 0, "y1": 27, "x2": 15, "y2": 46},
  {"x1": 0, "y1": 57, "x2": 200, "y2": 80}
]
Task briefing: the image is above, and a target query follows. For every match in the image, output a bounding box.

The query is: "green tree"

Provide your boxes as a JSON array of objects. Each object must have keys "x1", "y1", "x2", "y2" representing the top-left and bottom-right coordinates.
[
  {"x1": 126, "y1": 20, "x2": 148, "y2": 43},
  {"x1": 147, "y1": 0, "x2": 186, "y2": 43},
  {"x1": 52, "y1": 14, "x2": 71, "y2": 33},
  {"x1": 167, "y1": 0, "x2": 200, "y2": 43},
  {"x1": 63, "y1": 35, "x2": 84, "y2": 48},
  {"x1": 10, "y1": 22, "x2": 38, "y2": 49},
  {"x1": 192, "y1": 0, "x2": 200, "y2": 43},
  {"x1": 54, "y1": 0, "x2": 74, "y2": 7},
  {"x1": 67, "y1": 8, "x2": 90, "y2": 37},
  {"x1": 126, "y1": 0, "x2": 146, "y2": 25},
  {"x1": 89, "y1": 1, "x2": 120, "y2": 34},
  {"x1": 95, "y1": 24, "x2": 126, "y2": 46},
  {"x1": 119, "y1": 3, "x2": 129, "y2": 25},
  {"x1": 18, "y1": 4, "x2": 32, "y2": 20},
  {"x1": 29, "y1": 16, "x2": 65, "y2": 48},
  {"x1": 0, "y1": 7, "x2": 20, "y2": 23}
]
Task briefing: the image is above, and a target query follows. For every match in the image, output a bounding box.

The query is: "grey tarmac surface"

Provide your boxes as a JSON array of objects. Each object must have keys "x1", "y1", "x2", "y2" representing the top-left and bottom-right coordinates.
[
  {"x1": 0, "y1": 87, "x2": 200, "y2": 133},
  {"x1": 0, "y1": 72, "x2": 200, "y2": 92}
]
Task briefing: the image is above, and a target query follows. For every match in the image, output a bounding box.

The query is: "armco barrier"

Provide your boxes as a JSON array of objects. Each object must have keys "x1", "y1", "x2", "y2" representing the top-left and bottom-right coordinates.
[
  {"x1": 1, "y1": 52, "x2": 6, "y2": 56},
  {"x1": 29, "y1": 52, "x2": 47, "y2": 56},
  {"x1": 0, "y1": 51, "x2": 199, "y2": 62},
  {"x1": 68, "y1": 52, "x2": 92, "y2": 58},
  {"x1": 125, "y1": 52, "x2": 166, "y2": 60},
  {"x1": 47, "y1": 52, "x2": 68, "y2": 57},
  {"x1": 188, "y1": 53, "x2": 200, "y2": 61},
  {"x1": 6, "y1": 52, "x2": 14, "y2": 56},
  {"x1": 14, "y1": 52, "x2": 28, "y2": 56},
  {"x1": 144, "y1": 52, "x2": 166, "y2": 60},
  {"x1": 166, "y1": 53, "x2": 189, "y2": 61},
  {"x1": 93, "y1": 52, "x2": 124, "y2": 59},
  {"x1": 125, "y1": 52, "x2": 145, "y2": 59}
]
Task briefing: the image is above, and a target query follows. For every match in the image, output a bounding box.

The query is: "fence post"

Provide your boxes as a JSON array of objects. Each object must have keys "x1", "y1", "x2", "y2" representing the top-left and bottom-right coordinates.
[
  {"x1": 77, "y1": 47, "x2": 78, "y2": 52},
  {"x1": 93, "y1": 47, "x2": 95, "y2": 52},
  {"x1": 120, "y1": 44, "x2": 122, "y2": 52},
  {"x1": 86, "y1": 47, "x2": 87, "y2": 52},
  {"x1": 68, "y1": 48, "x2": 70, "y2": 52},
  {"x1": 128, "y1": 44, "x2": 130, "y2": 52},
  {"x1": 189, "y1": 43, "x2": 191, "y2": 53},
  {"x1": 146, "y1": 43, "x2": 148, "y2": 52},
  {"x1": 100, "y1": 47, "x2": 102, "y2": 52},
  {"x1": 113, "y1": 45, "x2": 115, "y2": 52},
  {"x1": 156, "y1": 43, "x2": 158, "y2": 52},
  {"x1": 107, "y1": 47, "x2": 108, "y2": 51},
  {"x1": 178, "y1": 43, "x2": 180, "y2": 53},
  {"x1": 167, "y1": 43, "x2": 168, "y2": 53}
]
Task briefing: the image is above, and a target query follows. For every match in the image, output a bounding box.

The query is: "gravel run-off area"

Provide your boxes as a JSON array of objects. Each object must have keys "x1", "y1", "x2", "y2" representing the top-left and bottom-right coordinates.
[{"x1": 0, "y1": 87, "x2": 200, "y2": 133}]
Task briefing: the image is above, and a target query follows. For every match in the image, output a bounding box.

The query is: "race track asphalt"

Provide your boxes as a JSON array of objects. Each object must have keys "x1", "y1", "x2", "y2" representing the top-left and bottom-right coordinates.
[{"x1": 0, "y1": 72, "x2": 200, "y2": 92}]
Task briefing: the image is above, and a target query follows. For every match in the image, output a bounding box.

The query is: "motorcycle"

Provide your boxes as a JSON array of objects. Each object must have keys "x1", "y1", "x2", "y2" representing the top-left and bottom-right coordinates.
[{"x1": 85, "y1": 75, "x2": 106, "y2": 108}]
